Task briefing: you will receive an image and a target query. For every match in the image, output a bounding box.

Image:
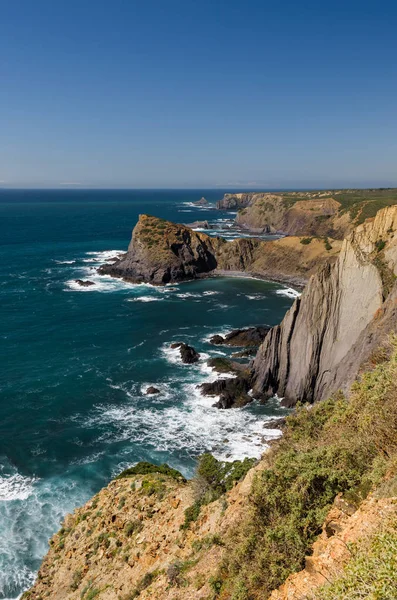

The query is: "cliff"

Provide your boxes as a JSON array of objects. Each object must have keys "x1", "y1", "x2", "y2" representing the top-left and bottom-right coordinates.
[
  {"x1": 99, "y1": 214, "x2": 341, "y2": 286},
  {"x1": 99, "y1": 215, "x2": 219, "y2": 284},
  {"x1": 216, "y1": 193, "x2": 253, "y2": 210},
  {"x1": 252, "y1": 205, "x2": 397, "y2": 405},
  {"x1": 235, "y1": 193, "x2": 349, "y2": 238},
  {"x1": 220, "y1": 188, "x2": 397, "y2": 239},
  {"x1": 25, "y1": 343, "x2": 397, "y2": 599}
]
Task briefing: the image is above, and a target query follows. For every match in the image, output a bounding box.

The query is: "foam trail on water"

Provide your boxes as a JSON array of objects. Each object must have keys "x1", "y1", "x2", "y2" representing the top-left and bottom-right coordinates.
[{"x1": 275, "y1": 287, "x2": 301, "y2": 299}]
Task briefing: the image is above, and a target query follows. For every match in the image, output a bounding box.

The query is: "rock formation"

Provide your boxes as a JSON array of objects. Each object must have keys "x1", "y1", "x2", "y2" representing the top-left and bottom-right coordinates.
[
  {"x1": 235, "y1": 193, "x2": 349, "y2": 238},
  {"x1": 99, "y1": 215, "x2": 218, "y2": 284},
  {"x1": 252, "y1": 205, "x2": 397, "y2": 405},
  {"x1": 75, "y1": 279, "x2": 95, "y2": 287},
  {"x1": 209, "y1": 326, "x2": 270, "y2": 347},
  {"x1": 99, "y1": 214, "x2": 341, "y2": 287},
  {"x1": 193, "y1": 197, "x2": 208, "y2": 206},
  {"x1": 170, "y1": 342, "x2": 200, "y2": 364},
  {"x1": 216, "y1": 193, "x2": 253, "y2": 210}
]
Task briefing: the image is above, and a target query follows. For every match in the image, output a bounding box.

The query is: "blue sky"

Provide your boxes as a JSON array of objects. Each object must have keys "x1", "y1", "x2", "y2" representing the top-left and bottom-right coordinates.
[{"x1": 1, "y1": 0, "x2": 396, "y2": 188}]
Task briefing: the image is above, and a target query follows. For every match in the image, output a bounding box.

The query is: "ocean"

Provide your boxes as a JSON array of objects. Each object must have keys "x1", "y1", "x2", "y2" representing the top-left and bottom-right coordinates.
[{"x1": 0, "y1": 189, "x2": 296, "y2": 599}]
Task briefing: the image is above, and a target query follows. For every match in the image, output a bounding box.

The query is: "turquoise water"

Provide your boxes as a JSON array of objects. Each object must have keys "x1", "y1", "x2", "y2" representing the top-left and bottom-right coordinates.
[{"x1": 0, "y1": 190, "x2": 294, "y2": 598}]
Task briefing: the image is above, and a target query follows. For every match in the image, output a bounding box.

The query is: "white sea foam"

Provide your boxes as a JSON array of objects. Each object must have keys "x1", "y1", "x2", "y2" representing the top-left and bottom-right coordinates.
[
  {"x1": 127, "y1": 296, "x2": 162, "y2": 302},
  {"x1": 0, "y1": 471, "x2": 37, "y2": 502},
  {"x1": 275, "y1": 287, "x2": 301, "y2": 299},
  {"x1": 88, "y1": 382, "x2": 282, "y2": 463},
  {"x1": 54, "y1": 259, "x2": 76, "y2": 265},
  {"x1": 246, "y1": 294, "x2": 265, "y2": 300}
]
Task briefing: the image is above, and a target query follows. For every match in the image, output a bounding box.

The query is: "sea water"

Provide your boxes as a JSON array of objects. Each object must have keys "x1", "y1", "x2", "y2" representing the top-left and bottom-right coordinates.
[{"x1": 0, "y1": 189, "x2": 296, "y2": 598}]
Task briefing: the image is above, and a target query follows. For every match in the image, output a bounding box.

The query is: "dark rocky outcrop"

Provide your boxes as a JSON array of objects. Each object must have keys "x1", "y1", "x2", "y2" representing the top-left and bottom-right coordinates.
[
  {"x1": 262, "y1": 417, "x2": 286, "y2": 429},
  {"x1": 146, "y1": 386, "x2": 160, "y2": 395},
  {"x1": 75, "y1": 279, "x2": 95, "y2": 287},
  {"x1": 194, "y1": 197, "x2": 209, "y2": 206},
  {"x1": 252, "y1": 206, "x2": 397, "y2": 406},
  {"x1": 207, "y1": 357, "x2": 247, "y2": 374},
  {"x1": 199, "y1": 375, "x2": 252, "y2": 409},
  {"x1": 99, "y1": 215, "x2": 218, "y2": 285},
  {"x1": 210, "y1": 326, "x2": 270, "y2": 348},
  {"x1": 170, "y1": 342, "x2": 200, "y2": 364}
]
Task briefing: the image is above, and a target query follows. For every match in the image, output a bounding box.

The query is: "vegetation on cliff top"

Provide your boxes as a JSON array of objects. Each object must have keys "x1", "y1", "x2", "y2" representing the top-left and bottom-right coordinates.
[{"x1": 214, "y1": 337, "x2": 397, "y2": 599}]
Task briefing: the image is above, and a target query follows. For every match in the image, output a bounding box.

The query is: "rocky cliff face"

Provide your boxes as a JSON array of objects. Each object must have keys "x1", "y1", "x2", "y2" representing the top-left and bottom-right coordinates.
[
  {"x1": 99, "y1": 214, "x2": 341, "y2": 287},
  {"x1": 23, "y1": 466, "x2": 256, "y2": 600},
  {"x1": 216, "y1": 193, "x2": 254, "y2": 210},
  {"x1": 252, "y1": 205, "x2": 397, "y2": 405},
  {"x1": 99, "y1": 215, "x2": 218, "y2": 284},
  {"x1": 235, "y1": 193, "x2": 350, "y2": 238}
]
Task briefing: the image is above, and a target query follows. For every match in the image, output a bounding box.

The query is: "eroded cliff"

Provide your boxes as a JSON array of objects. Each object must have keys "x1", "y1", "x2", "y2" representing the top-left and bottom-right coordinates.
[
  {"x1": 252, "y1": 205, "x2": 397, "y2": 404},
  {"x1": 99, "y1": 214, "x2": 340, "y2": 286}
]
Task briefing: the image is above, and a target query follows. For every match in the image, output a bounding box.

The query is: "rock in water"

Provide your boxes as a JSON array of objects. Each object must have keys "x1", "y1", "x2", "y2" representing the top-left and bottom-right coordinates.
[
  {"x1": 99, "y1": 214, "x2": 218, "y2": 285},
  {"x1": 146, "y1": 386, "x2": 160, "y2": 395},
  {"x1": 75, "y1": 279, "x2": 95, "y2": 287},
  {"x1": 199, "y1": 375, "x2": 252, "y2": 409},
  {"x1": 170, "y1": 342, "x2": 200, "y2": 364},
  {"x1": 210, "y1": 327, "x2": 270, "y2": 347},
  {"x1": 193, "y1": 197, "x2": 208, "y2": 206}
]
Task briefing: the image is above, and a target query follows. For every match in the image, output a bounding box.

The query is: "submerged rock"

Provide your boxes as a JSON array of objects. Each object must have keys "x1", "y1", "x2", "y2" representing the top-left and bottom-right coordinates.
[
  {"x1": 170, "y1": 342, "x2": 200, "y2": 364},
  {"x1": 75, "y1": 279, "x2": 95, "y2": 287}
]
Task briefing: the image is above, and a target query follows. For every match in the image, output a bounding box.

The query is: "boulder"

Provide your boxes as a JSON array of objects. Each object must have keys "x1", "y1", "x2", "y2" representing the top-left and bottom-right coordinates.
[
  {"x1": 210, "y1": 327, "x2": 270, "y2": 348},
  {"x1": 199, "y1": 375, "x2": 252, "y2": 409},
  {"x1": 146, "y1": 386, "x2": 160, "y2": 395},
  {"x1": 170, "y1": 342, "x2": 200, "y2": 364},
  {"x1": 75, "y1": 279, "x2": 95, "y2": 287}
]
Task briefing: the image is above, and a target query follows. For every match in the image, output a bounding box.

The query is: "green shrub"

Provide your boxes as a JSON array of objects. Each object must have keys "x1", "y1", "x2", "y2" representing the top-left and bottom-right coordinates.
[
  {"x1": 375, "y1": 238, "x2": 386, "y2": 252},
  {"x1": 115, "y1": 461, "x2": 186, "y2": 482},
  {"x1": 181, "y1": 455, "x2": 255, "y2": 531},
  {"x1": 300, "y1": 237, "x2": 313, "y2": 245},
  {"x1": 217, "y1": 340, "x2": 397, "y2": 598},
  {"x1": 313, "y1": 518, "x2": 397, "y2": 600},
  {"x1": 323, "y1": 237, "x2": 332, "y2": 251},
  {"x1": 124, "y1": 520, "x2": 143, "y2": 537}
]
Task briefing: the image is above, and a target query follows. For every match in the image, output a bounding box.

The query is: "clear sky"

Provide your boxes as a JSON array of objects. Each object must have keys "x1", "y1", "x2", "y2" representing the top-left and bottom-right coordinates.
[{"x1": 1, "y1": 0, "x2": 396, "y2": 189}]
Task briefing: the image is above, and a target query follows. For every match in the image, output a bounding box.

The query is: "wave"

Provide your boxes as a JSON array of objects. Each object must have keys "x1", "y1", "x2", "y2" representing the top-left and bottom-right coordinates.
[
  {"x1": 0, "y1": 471, "x2": 37, "y2": 502},
  {"x1": 275, "y1": 287, "x2": 301, "y2": 299},
  {"x1": 127, "y1": 296, "x2": 163, "y2": 303},
  {"x1": 53, "y1": 259, "x2": 76, "y2": 265}
]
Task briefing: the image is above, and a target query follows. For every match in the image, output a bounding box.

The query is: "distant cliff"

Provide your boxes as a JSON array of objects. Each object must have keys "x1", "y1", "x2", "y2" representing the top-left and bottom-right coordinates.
[
  {"x1": 218, "y1": 189, "x2": 397, "y2": 239},
  {"x1": 216, "y1": 193, "x2": 254, "y2": 210},
  {"x1": 252, "y1": 205, "x2": 397, "y2": 405},
  {"x1": 99, "y1": 214, "x2": 340, "y2": 286}
]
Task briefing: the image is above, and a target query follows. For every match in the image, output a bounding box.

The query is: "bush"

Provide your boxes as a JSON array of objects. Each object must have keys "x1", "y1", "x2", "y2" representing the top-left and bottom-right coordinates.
[
  {"x1": 300, "y1": 237, "x2": 313, "y2": 245},
  {"x1": 375, "y1": 238, "x2": 386, "y2": 252},
  {"x1": 116, "y1": 461, "x2": 186, "y2": 482},
  {"x1": 313, "y1": 518, "x2": 397, "y2": 600},
  {"x1": 217, "y1": 340, "x2": 397, "y2": 598},
  {"x1": 181, "y1": 455, "x2": 255, "y2": 531}
]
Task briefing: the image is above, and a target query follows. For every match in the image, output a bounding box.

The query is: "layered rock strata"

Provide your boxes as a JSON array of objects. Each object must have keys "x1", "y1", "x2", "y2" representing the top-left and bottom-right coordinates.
[{"x1": 252, "y1": 205, "x2": 397, "y2": 405}]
